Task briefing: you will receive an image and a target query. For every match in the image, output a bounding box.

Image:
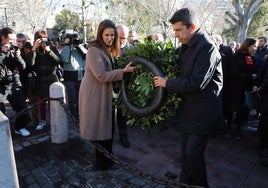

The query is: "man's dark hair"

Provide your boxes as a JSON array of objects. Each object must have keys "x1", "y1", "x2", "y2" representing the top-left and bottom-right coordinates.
[
  {"x1": 169, "y1": 8, "x2": 194, "y2": 28},
  {"x1": 258, "y1": 36, "x2": 267, "y2": 43},
  {"x1": 16, "y1": 33, "x2": 26, "y2": 39},
  {"x1": 0, "y1": 27, "x2": 14, "y2": 43}
]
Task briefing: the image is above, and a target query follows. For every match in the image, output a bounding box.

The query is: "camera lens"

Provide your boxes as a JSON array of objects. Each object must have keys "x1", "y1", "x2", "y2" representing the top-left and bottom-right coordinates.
[{"x1": 13, "y1": 73, "x2": 22, "y2": 88}]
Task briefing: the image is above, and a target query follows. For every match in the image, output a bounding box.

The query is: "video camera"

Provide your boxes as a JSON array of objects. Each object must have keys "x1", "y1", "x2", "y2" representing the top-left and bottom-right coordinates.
[{"x1": 57, "y1": 30, "x2": 81, "y2": 46}]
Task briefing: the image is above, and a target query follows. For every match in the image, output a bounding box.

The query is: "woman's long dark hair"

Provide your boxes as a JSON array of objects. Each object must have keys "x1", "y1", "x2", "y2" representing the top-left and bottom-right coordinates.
[
  {"x1": 90, "y1": 19, "x2": 120, "y2": 57},
  {"x1": 237, "y1": 38, "x2": 256, "y2": 55}
]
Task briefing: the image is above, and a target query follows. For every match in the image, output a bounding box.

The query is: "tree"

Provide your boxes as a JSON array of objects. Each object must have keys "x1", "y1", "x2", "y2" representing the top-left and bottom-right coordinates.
[
  {"x1": 9, "y1": 0, "x2": 55, "y2": 33},
  {"x1": 133, "y1": 0, "x2": 178, "y2": 41},
  {"x1": 189, "y1": 0, "x2": 232, "y2": 36},
  {"x1": 247, "y1": 3, "x2": 268, "y2": 37},
  {"x1": 53, "y1": 9, "x2": 81, "y2": 36},
  {"x1": 0, "y1": 0, "x2": 57, "y2": 34},
  {"x1": 221, "y1": 19, "x2": 239, "y2": 42},
  {"x1": 222, "y1": 1, "x2": 268, "y2": 42},
  {"x1": 105, "y1": 0, "x2": 232, "y2": 42},
  {"x1": 104, "y1": 0, "x2": 159, "y2": 40},
  {"x1": 225, "y1": 0, "x2": 265, "y2": 43}
]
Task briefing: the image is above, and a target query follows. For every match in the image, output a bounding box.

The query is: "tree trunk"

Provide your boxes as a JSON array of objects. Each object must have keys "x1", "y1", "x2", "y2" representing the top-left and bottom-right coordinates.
[
  {"x1": 233, "y1": 0, "x2": 264, "y2": 43},
  {"x1": 238, "y1": 17, "x2": 250, "y2": 43}
]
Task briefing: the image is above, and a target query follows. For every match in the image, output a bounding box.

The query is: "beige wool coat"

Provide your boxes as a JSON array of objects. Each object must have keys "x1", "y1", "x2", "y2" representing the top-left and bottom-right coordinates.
[{"x1": 79, "y1": 46, "x2": 124, "y2": 140}]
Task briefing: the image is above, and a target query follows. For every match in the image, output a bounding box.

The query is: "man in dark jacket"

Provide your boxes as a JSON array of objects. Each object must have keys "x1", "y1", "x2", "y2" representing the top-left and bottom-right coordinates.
[
  {"x1": 115, "y1": 25, "x2": 133, "y2": 148},
  {"x1": 154, "y1": 8, "x2": 223, "y2": 187},
  {"x1": 254, "y1": 36, "x2": 268, "y2": 71},
  {"x1": 254, "y1": 56, "x2": 268, "y2": 161}
]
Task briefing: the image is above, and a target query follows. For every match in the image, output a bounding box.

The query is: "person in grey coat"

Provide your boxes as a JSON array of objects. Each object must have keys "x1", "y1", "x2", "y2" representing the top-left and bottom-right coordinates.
[
  {"x1": 79, "y1": 19, "x2": 135, "y2": 171},
  {"x1": 154, "y1": 8, "x2": 223, "y2": 187}
]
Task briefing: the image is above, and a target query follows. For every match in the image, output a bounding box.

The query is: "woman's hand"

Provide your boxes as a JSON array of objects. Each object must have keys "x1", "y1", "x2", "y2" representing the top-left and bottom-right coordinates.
[
  {"x1": 32, "y1": 39, "x2": 41, "y2": 52},
  {"x1": 44, "y1": 45, "x2": 51, "y2": 53},
  {"x1": 123, "y1": 62, "x2": 136, "y2": 73}
]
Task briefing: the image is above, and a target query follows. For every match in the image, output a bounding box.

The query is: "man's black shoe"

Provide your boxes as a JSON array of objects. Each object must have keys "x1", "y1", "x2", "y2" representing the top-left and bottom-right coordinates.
[{"x1": 120, "y1": 137, "x2": 130, "y2": 148}]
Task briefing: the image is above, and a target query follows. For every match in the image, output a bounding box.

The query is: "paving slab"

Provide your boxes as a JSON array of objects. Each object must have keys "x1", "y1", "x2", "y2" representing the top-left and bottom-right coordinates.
[{"x1": 7, "y1": 106, "x2": 268, "y2": 188}]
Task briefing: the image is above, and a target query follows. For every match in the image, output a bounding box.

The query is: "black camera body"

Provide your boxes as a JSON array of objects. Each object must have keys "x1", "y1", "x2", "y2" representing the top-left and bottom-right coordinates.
[
  {"x1": 10, "y1": 43, "x2": 19, "y2": 51},
  {"x1": 6, "y1": 70, "x2": 22, "y2": 88},
  {"x1": 66, "y1": 33, "x2": 80, "y2": 45},
  {"x1": 13, "y1": 72, "x2": 22, "y2": 88},
  {"x1": 40, "y1": 39, "x2": 50, "y2": 46},
  {"x1": 57, "y1": 31, "x2": 80, "y2": 46},
  {"x1": 8, "y1": 43, "x2": 19, "y2": 59}
]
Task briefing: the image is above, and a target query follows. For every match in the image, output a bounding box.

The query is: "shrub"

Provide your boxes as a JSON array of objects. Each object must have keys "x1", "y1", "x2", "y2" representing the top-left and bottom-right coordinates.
[{"x1": 115, "y1": 40, "x2": 181, "y2": 130}]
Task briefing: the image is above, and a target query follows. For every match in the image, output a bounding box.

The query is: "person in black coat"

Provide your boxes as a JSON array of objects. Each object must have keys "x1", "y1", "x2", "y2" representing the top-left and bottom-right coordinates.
[
  {"x1": 226, "y1": 38, "x2": 258, "y2": 140},
  {"x1": 253, "y1": 55, "x2": 268, "y2": 158},
  {"x1": 28, "y1": 30, "x2": 62, "y2": 131},
  {"x1": 213, "y1": 35, "x2": 235, "y2": 132},
  {"x1": 154, "y1": 8, "x2": 223, "y2": 188}
]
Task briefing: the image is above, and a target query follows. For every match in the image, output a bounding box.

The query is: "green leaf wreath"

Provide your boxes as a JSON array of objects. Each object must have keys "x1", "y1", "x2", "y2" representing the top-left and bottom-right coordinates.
[{"x1": 115, "y1": 40, "x2": 182, "y2": 130}]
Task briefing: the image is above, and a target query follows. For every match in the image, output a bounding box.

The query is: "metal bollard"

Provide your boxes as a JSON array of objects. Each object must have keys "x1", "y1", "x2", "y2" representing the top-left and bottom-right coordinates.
[
  {"x1": 0, "y1": 111, "x2": 19, "y2": 187},
  {"x1": 49, "y1": 82, "x2": 68, "y2": 143}
]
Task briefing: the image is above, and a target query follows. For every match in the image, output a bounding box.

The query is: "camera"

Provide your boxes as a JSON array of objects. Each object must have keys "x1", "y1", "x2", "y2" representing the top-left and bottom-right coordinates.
[
  {"x1": 13, "y1": 72, "x2": 22, "y2": 88},
  {"x1": 10, "y1": 43, "x2": 19, "y2": 51},
  {"x1": 6, "y1": 70, "x2": 22, "y2": 88},
  {"x1": 40, "y1": 39, "x2": 50, "y2": 46},
  {"x1": 57, "y1": 31, "x2": 81, "y2": 46},
  {"x1": 66, "y1": 33, "x2": 80, "y2": 45},
  {"x1": 8, "y1": 43, "x2": 19, "y2": 58}
]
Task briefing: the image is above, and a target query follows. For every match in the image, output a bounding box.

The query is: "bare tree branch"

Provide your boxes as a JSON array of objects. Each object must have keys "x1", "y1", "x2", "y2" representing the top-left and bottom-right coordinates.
[{"x1": 225, "y1": 11, "x2": 239, "y2": 24}]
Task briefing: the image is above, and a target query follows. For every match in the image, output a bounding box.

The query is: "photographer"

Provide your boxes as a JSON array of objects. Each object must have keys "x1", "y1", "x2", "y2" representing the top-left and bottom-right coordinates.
[
  {"x1": 16, "y1": 33, "x2": 40, "y2": 128},
  {"x1": 16, "y1": 33, "x2": 29, "y2": 97},
  {"x1": 28, "y1": 29, "x2": 62, "y2": 131},
  {"x1": 0, "y1": 27, "x2": 31, "y2": 137},
  {"x1": 59, "y1": 32, "x2": 86, "y2": 119}
]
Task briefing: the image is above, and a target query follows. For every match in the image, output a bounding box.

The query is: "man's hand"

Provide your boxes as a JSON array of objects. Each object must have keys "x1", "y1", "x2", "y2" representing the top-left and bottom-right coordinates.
[{"x1": 153, "y1": 76, "x2": 168, "y2": 88}]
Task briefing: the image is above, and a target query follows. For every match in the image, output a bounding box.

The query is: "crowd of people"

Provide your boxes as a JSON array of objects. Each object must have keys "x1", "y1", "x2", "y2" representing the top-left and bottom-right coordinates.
[
  {"x1": 1, "y1": 6, "x2": 268, "y2": 188},
  {"x1": 0, "y1": 28, "x2": 86, "y2": 136}
]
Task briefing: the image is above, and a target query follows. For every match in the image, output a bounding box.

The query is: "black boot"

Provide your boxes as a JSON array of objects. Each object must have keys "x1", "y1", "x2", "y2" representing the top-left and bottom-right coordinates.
[
  {"x1": 120, "y1": 135, "x2": 130, "y2": 148},
  {"x1": 226, "y1": 128, "x2": 231, "y2": 138},
  {"x1": 225, "y1": 123, "x2": 232, "y2": 138}
]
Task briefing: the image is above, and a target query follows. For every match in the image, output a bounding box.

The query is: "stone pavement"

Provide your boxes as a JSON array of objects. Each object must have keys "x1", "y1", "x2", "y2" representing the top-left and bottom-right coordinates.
[
  {"x1": 10, "y1": 117, "x2": 268, "y2": 188},
  {"x1": 4, "y1": 98, "x2": 268, "y2": 188}
]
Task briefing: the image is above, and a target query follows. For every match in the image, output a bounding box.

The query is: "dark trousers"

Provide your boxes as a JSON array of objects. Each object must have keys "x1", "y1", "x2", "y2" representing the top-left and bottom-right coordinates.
[
  {"x1": 94, "y1": 109, "x2": 116, "y2": 170},
  {"x1": 65, "y1": 81, "x2": 80, "y2": 119},
  {"x1": 94, "y1": 139, "x2": 114, "y2": 170},
  {"x1": 259, "y1": 115, "x2": 268, "y2": 149},
  {"x1": 38, "y1": 97, "x2": 49, "y2": 121},
  {"x1": 180, "y1": 133, "x2": 209, "y2": 188},
  {"x1": 117, "y1": 108, "x2": 128, "y2": 138},
  {"x1": 7, "y1": 89, "x2": 31, "y2": 131},
  {"x1": 225, "y1": 104, "x2": 246, "y2": 131}
]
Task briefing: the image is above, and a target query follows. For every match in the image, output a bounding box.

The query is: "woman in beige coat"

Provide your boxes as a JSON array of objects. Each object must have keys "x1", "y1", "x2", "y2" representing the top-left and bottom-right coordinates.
[{"x1": 79, "y1": 19, "x2": 135, "y2": 170}]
